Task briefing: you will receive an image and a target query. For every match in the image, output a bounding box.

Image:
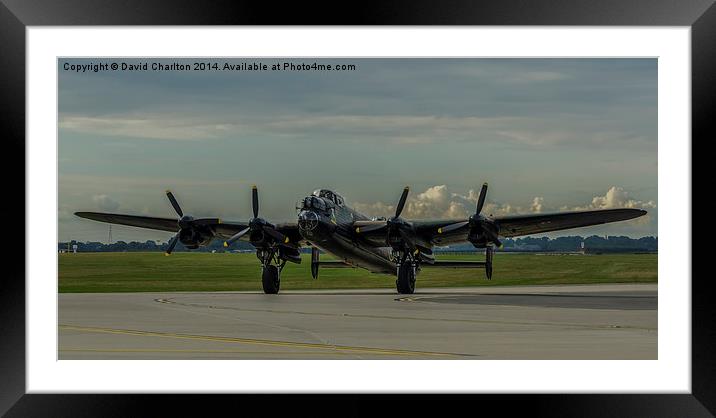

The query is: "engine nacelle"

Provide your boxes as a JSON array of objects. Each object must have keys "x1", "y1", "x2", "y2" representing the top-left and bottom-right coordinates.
[
  {"x1": 178, "y1": 227, "x2": 214, "y2": 249},
  {"x1": 468, "y1": 217, "x2": 500, "y2": 248},
  {"x1": 468, "y1": 233, "x2": 490, "y2": 248}
]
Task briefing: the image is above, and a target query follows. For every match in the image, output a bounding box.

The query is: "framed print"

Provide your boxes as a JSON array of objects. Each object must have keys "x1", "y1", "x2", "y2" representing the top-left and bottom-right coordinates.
[{"x1": 3, "y1": 0, "x2": 712, "y2": 415}]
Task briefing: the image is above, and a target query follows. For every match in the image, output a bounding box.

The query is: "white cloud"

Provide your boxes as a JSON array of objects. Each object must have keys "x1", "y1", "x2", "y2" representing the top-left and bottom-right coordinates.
[
  {"x1": 59, "y1": 112, "x2": 538, "y2": 145},
  {"x1": 92, "y1": 194, "x2": 120, "y2": 211},
  {"x1": 566, "y1": 186, "x2": 657, "y2": 211},
  {"x1": 59, "y1": 111, "x2": 653, "y2": 151},
  {"x1": 496, "y1": 129, "x2": 650, "y2": 147},
  {"x1": 59, "y1": 114, "x2": 240, "y2": 140},
  {"x1": 353, "y1": 185, "x2": 545, "y2": 219},
  {"x1": 531, "y1": 197, "x2": 544, "y2": 213},
  {"x1": 561, "y1": 186, "x2": 657, "y2": 226},
  {"x1": 406, "y1": 185, "x2": 451, "y2": 218},
  {"x1": 353, "y1": 185, "x2": 656, "y2": 221}
]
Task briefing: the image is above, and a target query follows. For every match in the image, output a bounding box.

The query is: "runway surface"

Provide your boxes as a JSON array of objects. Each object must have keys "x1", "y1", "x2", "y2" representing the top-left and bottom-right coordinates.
[{"x1": 58, "y1": 283, "x2": 657, "y2": 359}]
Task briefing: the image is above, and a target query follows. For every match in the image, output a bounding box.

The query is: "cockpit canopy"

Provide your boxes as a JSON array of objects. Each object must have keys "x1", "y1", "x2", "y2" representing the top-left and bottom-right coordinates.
[
  {"x1": 296, "y1": 189, "x2": 345, "y2": 213},
  {"x1": 312, "y1": 189, "x2": 345, "y2": 207}
]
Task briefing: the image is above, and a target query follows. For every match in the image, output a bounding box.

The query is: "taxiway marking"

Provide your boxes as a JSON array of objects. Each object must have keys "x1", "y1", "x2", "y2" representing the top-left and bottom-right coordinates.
[{"x1": 58, "y1": 324, "x2": 465, "y2": 357}]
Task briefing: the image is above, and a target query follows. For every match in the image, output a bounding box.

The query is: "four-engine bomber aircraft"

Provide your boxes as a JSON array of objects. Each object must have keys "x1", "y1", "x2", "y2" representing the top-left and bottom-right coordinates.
[{"x1": 76, "y1": 184, "x2": 647, "y2": 294}]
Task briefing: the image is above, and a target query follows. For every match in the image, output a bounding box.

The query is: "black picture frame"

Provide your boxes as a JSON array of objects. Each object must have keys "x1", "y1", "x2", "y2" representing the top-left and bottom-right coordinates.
[{"x1": 2, "y1": 1, "x2": 711, "y2": 416}]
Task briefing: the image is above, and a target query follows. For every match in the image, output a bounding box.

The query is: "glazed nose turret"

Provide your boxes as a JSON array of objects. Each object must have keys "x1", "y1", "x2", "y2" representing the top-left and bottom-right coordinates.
[
  {"x1": 298, "y1": 210, "x2": 319, "y2": 231},
  {"x1": 297, "y1": 194, "x2": 338, "y2": 241}
]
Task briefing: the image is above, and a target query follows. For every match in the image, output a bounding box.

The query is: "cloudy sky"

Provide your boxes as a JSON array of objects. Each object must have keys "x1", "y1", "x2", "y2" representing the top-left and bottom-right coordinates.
[{"x1": 58, "y1": 58, "x2": 657, "y2": 242}]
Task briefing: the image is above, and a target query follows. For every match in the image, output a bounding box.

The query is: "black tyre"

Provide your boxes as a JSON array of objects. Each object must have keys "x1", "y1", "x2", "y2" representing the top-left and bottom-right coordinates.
[
  {"x1": 396, "y1": 262, "x2": 416, "y2": 294},
  {"x1": 262, "y1": 265, "x2": 280, "y2": 294}
]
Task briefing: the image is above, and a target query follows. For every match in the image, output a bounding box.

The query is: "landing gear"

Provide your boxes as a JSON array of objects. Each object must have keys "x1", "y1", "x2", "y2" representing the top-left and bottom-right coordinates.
[
  {"x1": 262, "y1": 264, "x2": 280, "y2": 294},
  {"x1": 395, "y1": 251, "x2": 417, "y2": 294},
  {"x1": 310, "y1": 247, "x2": 320, "y2": 279},
  {"x1": 257, "y1": 247, "x2": 285, "y2": 294},
  {"x1": 485, "y1": 245, "x2": 494, "y2": 280}
]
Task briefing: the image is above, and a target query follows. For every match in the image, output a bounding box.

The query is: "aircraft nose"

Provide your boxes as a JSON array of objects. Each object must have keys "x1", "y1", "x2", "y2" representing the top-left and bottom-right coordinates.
[{"x1": 298, "y1": 210, "x2": 319, "y2": 231}]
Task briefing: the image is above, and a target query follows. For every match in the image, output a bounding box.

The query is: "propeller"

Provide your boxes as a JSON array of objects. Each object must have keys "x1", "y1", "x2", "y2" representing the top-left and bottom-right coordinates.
[
  {"x1": 252, "y1": 184, "x2": 259, "y2": 218},
  {"x1": 355, "y1": 186, "x2": 410, "y2": 234},
  {"x1": 166, "y1": 191, "x2": 183, "y2": 217},
  {"x1": 353, "y1": 186, "x2": 413, "y2": 240},
  {"x1": 475, "y1": 182, "x2": 488, "y2": 215},
  {"x1": 165, "y1": 233, "x2": 180, "y2": 255},
  {"x1": 384, "y1": 187, "x2": 415, "y2": 251},
  {"x1": 387, "y1": 186, "x2": 411, "y2": 223},
  {"x1": 438, "y1": 182, "x2": 501, "y2": 247},
  {"x1": 224, "y1": 185, "x2": 289, "y2": 248},
  {"x1": 164, "y1": 190, "x2": 221, "y2": 255},
  {"x1": 373, "y1": 187, "x2": 414, "y2": 248},
  {"x1": 395, "y1": 186, "x2": 409, "y2": 218}
]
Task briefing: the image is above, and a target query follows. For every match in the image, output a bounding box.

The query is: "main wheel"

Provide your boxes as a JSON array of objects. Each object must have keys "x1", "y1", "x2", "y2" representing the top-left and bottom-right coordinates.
[
  {"x1": 396, "y1": 262, "x2": 416, "y2": 294},
  {"x1": 262, "y1": 264, "x2": 280, "y2": 294}
]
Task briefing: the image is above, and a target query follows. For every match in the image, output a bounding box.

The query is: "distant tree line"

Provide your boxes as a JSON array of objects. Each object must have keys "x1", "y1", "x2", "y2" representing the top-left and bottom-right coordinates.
[
  {"x1": 443, "y1": 235, "x2": 657, "y2": 253},
  {"x1": 58, "y1": 238, "x2": 254, "y2": 253},
  {"x1": 59, "y1": 235, "x2": 657, "y2": 253}
]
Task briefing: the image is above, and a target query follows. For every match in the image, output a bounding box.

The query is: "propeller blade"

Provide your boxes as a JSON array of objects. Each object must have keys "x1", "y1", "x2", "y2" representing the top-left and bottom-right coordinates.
[
  {"x1": 165, "y1": 233, "x2": 180, "y2": 255},
  {"x1": 437, "y1": 221, "x2": 469, "y2": 235},
  {"x1": 166, "y1": 190, "x2": 183, "y2": 217},
  {"x1": 397, "y1": 228, "x2": 416, "y2": 252},
  {"x1": 475, "y1": 183, "x2": 488, "y2": 215},
  {"x1": 483, "y1": 226, "x2": 502, "y2": 248},
  {"x1": 262, "y1": 226, "x2": 288, "y2": 244},
  {"x1": 395, "y1": 186, "x2": 410, "y2": 218},
  {"x1": 252, "y1": 185, "x2": 259, "y2": 218},
  {"x1": 192, "y1": 218, "x2": 222, "y2": 226},
  {"x1": 224, "y1": 226, "x2": 250, "y2": 247},
  {"x1": 354, "y1": 223, "x2": 388, "y2": 234}
]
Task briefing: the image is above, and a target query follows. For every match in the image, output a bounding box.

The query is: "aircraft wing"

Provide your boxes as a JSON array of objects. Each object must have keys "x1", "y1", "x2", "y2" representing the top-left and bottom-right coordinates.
[
  {"x1": 353, "y1": 208, "x2": 647, "y2": 246},
  {"x1": 493, "y1": 208, "x2": 647, "y2": 237},
  {"x1": 75, "y1": 212, "x2": 181, "y2": 233},
  {"x1": 74, "y1": 212, "x2": 302, "y2": 243},
  {"x1": 75, "y1": 212, "x2": 303, "y2": 243}
]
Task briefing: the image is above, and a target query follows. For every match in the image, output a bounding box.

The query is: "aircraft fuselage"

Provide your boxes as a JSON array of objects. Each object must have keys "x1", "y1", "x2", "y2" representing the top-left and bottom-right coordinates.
[{"x1": 297, "y1": 190, "x2": 395, "y2": 274}]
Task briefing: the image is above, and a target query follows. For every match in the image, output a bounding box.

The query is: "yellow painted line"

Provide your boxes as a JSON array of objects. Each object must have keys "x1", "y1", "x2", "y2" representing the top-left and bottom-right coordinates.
[
  {"x1": 59, "y1": 348, "x2": 361, "y2": 355},
  {"x1": 59, "y1": 324, "x2": 456, "y2": 357}
]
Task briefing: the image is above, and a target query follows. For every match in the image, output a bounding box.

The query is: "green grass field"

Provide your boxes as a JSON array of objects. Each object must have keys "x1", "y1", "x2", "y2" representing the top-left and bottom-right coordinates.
[{"x1": 58, "y1": 252, "x2": 657, "y2": 293}]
